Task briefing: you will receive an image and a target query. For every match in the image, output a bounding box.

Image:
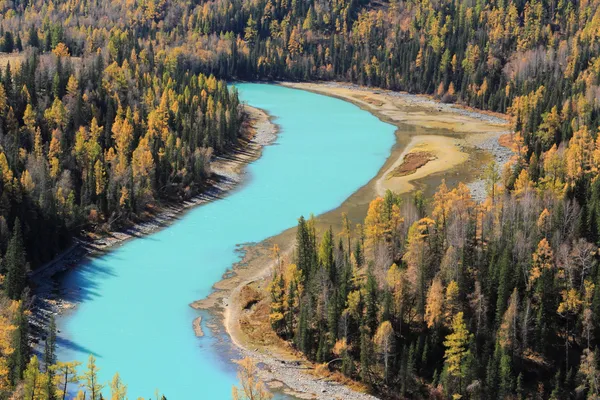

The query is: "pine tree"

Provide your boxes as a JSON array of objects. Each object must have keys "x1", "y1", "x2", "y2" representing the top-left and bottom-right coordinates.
[
  {"x1": 319, "y1": 227, "x2": 335, "y2": 282},
  {"x1": 296, "y1": 216, "x2": 311, "y2": 277},
  {"x1": 44, "y1": 316, "x2": 57, "y2": 400},
  {"x1": 364, "y1": 269, "x2": 378, "y2": 333},
  {"x1": 9, "y1": 298, "x2": 29, "y2": 384},
  {"x1": 360, "y1": 325, "x2": 373, "y2": 383},
  {"x1": 498, "y1": 350, "x2": 514, "y2": 398},
  {"x1": 4, "y1": 219, "x2": 27, "y2": 300},
  {"x1": 295, "y1": 304, "x2": 309, "y2": 355}
]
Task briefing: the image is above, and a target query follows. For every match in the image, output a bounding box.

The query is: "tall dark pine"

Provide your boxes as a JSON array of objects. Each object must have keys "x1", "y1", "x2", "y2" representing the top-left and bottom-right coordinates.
[
  {"x1": 4, "y1": 219, "x2": 27, "y2": 300},
  {"x1": 296, "y1": 216, "x2": 311, "y2": 277},
  {"x1": 9, "y1": 298, "x2": 29, "y2": 384},
  {"x1": 44, "y1": 316, "x2": 58, "y2": 400}
]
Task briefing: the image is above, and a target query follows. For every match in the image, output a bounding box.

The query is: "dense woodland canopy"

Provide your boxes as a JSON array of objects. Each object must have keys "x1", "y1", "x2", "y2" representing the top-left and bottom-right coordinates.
[
  {"x1": 272, "y1": 178, "x2": 600, "y2": 399},
  {"x1": 0, "y1": 0, "x2": 599, "y2": 398}
]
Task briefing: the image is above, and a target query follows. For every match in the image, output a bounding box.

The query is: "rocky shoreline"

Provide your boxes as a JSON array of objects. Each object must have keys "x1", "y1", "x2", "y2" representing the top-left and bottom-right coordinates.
[
  {"x1": 320, "y1": 82, "x2": 514, "y2": 203},
  {"x1": 241, "y1": 346, "x2": 379, "y2": 400},
  {"x1": 466, "y1": 131, "x2": 513, "y2": 202},
  {"x1": 317, "y1": 81, "x2": 509, "y2": 125},
  {"x1": 223, "y1": 262, "x2": 380, "y2": 400}
]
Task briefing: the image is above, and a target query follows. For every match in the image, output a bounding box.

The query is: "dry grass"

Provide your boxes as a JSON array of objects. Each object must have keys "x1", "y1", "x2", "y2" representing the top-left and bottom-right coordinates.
[
  {"x1": 0, "y1": 52, "x2": 84, "y2": 72},
  {"x1": 354, "y1": 95, "x2": 385, "y2": 107},
  {"x1": 0, "y1": 52, "x2": 24, "y2": 69},
  {"x1": 311, "y1": 363, "x2": 371, "y2": 394},
  {"x1": 389, "y1": 151, "x2": 436, "y2": 177},
  {"x1": 238, "y1": 282, "x2": 282, "y2": 347},
  {"x1": 498, "y1": 133, "x2": 513, "y2": 149},
  {"x1": 239, "y1": 284, "x2": 262, "y2": 309}
]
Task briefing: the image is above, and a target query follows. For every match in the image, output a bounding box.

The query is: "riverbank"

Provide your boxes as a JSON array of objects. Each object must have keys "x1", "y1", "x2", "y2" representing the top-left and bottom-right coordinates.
[
  {"x1": 195, "y1": 240, "x2": 379, "y2": 400},
  {"x1": 281, "y1": 82, "x2": 511, "y2": 201},
  {"x1": 29, "y1": 104, "x2": 277, "y2": 338},
  {"x1": 196, "y1": 82, "x2": 512, "y2": 399}
]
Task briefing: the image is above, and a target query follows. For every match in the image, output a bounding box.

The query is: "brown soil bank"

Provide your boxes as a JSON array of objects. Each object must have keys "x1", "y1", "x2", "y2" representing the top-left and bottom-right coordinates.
[{"x1": 193, "y1": 82, "x2": 511, "y2": 399}]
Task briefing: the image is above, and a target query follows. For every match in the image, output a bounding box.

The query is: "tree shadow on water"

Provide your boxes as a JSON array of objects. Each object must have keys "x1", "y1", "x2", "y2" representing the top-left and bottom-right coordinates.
[
  {"x1": 56, "y1": 335, "x2": 101, "y2": 359},
  {"x1": 58, "y1": 258, "x2": 117, "y2": 304}
]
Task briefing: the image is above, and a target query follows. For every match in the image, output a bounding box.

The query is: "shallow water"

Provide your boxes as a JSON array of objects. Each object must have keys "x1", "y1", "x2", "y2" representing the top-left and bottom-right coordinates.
[{"x1": 56, "y1": 83, "x2": 396, "y2": 398}]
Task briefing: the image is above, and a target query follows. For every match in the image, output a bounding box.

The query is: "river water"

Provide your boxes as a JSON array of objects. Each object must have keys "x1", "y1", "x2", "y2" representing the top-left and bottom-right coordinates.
[{"x1": 55, "y1": 83, "x2": 396, "y2": 398}]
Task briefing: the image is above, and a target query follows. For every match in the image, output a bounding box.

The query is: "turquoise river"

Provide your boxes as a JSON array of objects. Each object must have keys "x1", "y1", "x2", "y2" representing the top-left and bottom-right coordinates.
[{"x1": 55, "y1": 83, "x2": 396, "y2": 398}]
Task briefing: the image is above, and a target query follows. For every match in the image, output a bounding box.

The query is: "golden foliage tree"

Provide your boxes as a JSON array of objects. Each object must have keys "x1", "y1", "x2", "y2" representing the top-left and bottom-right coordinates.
[
  {"x1": 374, "y1": 321, "x2": 394, "y2": 382},
  {"x1": 529, "y1": 238, "x2": 554, "y2": 289},
  {"x1": 232, "y1": 357, "x2": 272, "y2": 400},
  {"x1": 443, "y1": 312, "x2": 472, "y2": 395},
  {"x1": 365, "y1": 196, "x2": 388, "y2": 250},
  {"x1": 425, "y1": 276, "x2": 444, "y2": 329},
  {"x1": 53, "y1": 360, "x2": 81, "y2": 400}
]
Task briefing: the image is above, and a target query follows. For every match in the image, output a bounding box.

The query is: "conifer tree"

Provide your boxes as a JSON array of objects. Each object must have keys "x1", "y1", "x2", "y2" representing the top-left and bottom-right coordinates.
[
  {"x1": 4, "y1": 219, "x2": 27, "y2": 300},
  {"x1": 109, "y1": 372, "x2": 128, "y2": 400},
  {"x1": 53, "y1": 361, "x2": 81, "y2": 400},
  {"x1": 44, "y1": 316, "x2": 57, "y2": 400},
  {"x1": 81, "y1": 355, "x2": 104, "y2": 400},
  {"x1": 9, "y1": 298, "x2": 28, "y2": 384},
  {"x1": 443, "y1": 312, "x2": 472, "y2": 396},
  {"x1": 23, "y1": 356, "x2": 48, "y2": 400}
]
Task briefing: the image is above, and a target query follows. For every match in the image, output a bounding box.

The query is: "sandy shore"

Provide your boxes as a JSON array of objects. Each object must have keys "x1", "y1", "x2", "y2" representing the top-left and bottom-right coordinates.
[
  {"x1": 195, "y1": 82, "x2": 512, "y2": 399},
  {"x1": 376, "y1": 135, "x2": 468, "y2": 195},
  {"x1": 283, "y1": 82, "x2": 508, "y2": 130}
]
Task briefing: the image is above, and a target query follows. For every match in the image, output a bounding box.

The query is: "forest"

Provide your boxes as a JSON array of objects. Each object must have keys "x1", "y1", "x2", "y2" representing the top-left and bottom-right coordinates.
[
  {"x1": 0, "y1": 0, "x2": 599, "y2": 398},
  {"x1": 271, "y1": 175, "x2": 600, "y2": 398}
]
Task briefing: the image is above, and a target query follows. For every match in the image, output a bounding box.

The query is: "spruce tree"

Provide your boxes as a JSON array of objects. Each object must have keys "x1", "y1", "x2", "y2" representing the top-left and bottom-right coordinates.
[
  {"x1": 4, "y1": 218, "x2": 27, "y2": 300},
  {"x1": 9, "y1": 297, "x2": 29, "y2": 384},
  {"x1": 296, "y1": 217, "x2": 310, "y2": 277},
  {"x1": 359, "y1": 325, "x2": 373, "y2": 383},
  {"x1": 44, "y1": 316, "x2": 57, "y2": 400}
]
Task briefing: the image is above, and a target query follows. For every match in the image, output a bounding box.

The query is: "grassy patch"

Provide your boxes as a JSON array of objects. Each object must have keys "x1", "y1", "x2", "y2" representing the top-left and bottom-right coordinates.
[{"x1": 389, "y1": 151, "x2": 436, "y2": 177}]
